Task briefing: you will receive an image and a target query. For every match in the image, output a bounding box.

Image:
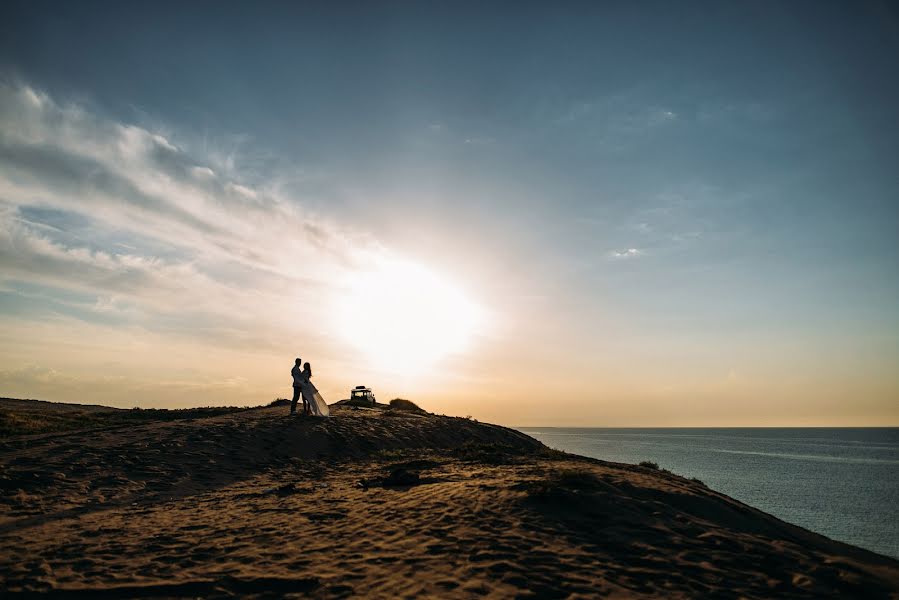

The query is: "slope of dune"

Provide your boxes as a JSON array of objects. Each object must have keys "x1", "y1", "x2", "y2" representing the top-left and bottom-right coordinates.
[{"x1": 1, "y1": 401, "x2": 897, "y2": 598}]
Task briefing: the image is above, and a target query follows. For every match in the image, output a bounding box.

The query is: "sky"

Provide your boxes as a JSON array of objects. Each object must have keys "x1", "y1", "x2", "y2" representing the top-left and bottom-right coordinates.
[{"x1": 1, "y1": 1, "x2": 897, "y2": 426}]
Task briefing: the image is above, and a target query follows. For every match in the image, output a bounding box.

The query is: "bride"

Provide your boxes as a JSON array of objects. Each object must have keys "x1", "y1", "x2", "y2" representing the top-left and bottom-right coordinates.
[{"x1": 301, "y1": 362, "x2": 329, "y2": 417}]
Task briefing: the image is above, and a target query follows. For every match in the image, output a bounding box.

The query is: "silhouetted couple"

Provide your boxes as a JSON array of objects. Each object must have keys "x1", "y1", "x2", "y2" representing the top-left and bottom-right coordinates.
[{"x1": 290, "y1": 358, "x2": 329, "y2": 417}]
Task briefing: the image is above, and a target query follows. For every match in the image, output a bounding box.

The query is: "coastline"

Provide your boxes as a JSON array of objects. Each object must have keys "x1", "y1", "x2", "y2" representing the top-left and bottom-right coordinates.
[{"x1": 519, "y1": 425, "x2": 899, "y2": 560}]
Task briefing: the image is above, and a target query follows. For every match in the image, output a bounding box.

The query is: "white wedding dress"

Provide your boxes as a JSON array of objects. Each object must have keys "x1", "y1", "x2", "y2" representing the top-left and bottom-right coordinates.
[{"x1": 302, "y1": 378, "x2": 330, "y2": 417}]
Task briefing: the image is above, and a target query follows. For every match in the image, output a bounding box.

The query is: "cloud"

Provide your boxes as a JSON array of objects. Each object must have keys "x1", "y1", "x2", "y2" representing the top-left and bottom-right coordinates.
[
  {"x1": 0, "y1": 82, "x2": 389, "y2": 372},
  {"x1": 225, "y1": 182, "x2": 258, "y2": 200},
  {"x1": 191, "y1": 166, "x2": 215, "y2": 179},
  {"x1": 554, "y1": 92, "x2": 678, "y2": 135},
  {"x1": 610, "y1": 248, "x2": 642, "y2": 259},
  {"x1": 696, "y1": 101, "x2": 776, "y2": 126},
  {"x1": 618, "y1": 183, "x2": 723, "y2": 253},
  {"x1": 463, "y1": 136, "x2": 495, "y2": 145}
]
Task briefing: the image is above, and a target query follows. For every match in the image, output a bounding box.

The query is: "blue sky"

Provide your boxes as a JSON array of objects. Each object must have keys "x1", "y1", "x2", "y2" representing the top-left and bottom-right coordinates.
[{"x1": 1, "y1": 2, "x2": 897, "y2": 424}]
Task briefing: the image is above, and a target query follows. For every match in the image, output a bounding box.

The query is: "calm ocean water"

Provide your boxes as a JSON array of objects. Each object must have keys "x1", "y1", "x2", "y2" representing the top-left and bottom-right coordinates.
[{"x1": 516, "y1": 427, "x2": 899, "y2": 559}]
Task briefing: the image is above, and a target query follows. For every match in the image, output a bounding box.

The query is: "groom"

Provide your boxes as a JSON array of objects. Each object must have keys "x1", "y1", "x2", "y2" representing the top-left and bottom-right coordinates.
[{"x1": 290, "y1": 357, "x2": 308, "y2": 415}]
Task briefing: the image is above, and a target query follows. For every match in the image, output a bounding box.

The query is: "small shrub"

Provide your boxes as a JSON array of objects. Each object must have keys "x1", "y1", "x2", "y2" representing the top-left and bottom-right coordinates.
[
  {"x1": 690, "y1": 477, "x2": 706, "y2": 487},
  {"x1": 268, "y1": 398, "x2": 291, "y2": 407},
  {"x1": 382, "y1": 468, "x2": 421, "y2": 487},
  {"x1": 389, "y1": 398, "x2": 424, "y2": 412},
  {"x1": 638, "y1": 460, "x2": 659, "y2": 470}
]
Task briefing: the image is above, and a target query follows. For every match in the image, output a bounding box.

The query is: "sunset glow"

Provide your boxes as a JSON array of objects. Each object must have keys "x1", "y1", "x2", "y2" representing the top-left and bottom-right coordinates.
[{"x1": 335, "y1": 257, "x2": 483, "y2": 373}]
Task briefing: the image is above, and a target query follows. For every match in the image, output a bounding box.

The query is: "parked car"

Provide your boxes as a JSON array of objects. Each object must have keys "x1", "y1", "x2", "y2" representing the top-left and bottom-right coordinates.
[{"x1": 350, "y1": 385, "x2": 376, "y2": 407}]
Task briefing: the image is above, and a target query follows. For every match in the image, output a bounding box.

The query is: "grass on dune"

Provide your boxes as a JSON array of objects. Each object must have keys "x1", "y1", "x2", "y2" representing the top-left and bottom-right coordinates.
[{"x1": 0, "y1": 405, "x2": 249, "y2": 438}]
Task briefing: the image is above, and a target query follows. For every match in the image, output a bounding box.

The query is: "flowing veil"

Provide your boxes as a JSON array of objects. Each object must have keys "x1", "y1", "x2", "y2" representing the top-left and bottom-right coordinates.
[
  {"x1": 311, "y1": 390, "x2": 330, "y2": 417},
  {"x1": 304, "y1": 380, "x2": 330, "y2": 417}
]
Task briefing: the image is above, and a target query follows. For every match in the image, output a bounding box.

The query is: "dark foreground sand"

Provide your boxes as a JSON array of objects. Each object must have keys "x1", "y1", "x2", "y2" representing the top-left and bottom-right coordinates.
[{"x1": 1, "y1": 402, "x2": 897, "y2": 598}]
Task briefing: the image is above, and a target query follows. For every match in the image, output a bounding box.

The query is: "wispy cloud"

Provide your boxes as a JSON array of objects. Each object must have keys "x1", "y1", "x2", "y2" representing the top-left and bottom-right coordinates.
[
  {"x1": 554, "y1": 92, "x2": 678, "y2": 134},
  {"x1": 463, "y1": 136, "x2": 495, "y2": 145},
  {"x1": 621, "y1": 183, "x2": 723, "y2": 252},
  {"x1": 0, "y1": 83, "x2": 394, "y2": 401},
  {"x1": 609, "y1": 248, "x2": 643, "y2": 259}
]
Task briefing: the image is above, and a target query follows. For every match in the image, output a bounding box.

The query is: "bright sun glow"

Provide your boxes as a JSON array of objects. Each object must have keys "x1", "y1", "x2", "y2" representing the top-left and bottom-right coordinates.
[{"x1": 335, "y1": 257, "x2": 484, "y2": 373}]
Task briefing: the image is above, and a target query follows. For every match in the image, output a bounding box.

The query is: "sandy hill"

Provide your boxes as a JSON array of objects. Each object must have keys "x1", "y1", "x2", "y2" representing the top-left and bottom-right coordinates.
[{"x1": 1, "y1": 400, "x2": 897, "y2": 598}]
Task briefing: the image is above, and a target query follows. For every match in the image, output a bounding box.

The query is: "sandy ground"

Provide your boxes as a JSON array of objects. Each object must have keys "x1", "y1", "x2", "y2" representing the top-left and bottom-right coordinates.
[{"x1": 1, "y1": 403, "x2": 897, "y2": 598}]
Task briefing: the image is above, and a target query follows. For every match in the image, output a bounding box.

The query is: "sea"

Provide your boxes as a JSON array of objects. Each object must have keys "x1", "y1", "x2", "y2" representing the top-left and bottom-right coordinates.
[{"x1": 516, "y1": 427, "x2": 899, "y2": 559}]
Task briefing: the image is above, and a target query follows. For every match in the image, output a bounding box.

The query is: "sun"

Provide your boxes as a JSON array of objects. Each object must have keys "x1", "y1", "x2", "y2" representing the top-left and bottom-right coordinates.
[{"x1": 335, "y1": 257, "x2": 484, "y2": 373}]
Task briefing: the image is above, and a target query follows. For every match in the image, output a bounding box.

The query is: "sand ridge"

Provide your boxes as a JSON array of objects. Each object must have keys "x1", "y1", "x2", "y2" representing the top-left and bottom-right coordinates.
[{"x1": 1, "y1": 404, "x2": 897, "y2": 598}]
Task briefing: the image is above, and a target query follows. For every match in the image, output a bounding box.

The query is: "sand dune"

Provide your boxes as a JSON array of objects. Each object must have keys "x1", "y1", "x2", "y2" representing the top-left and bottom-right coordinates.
[{"x1": 1, "y1": 401, "x2": 897, "y2": 598}]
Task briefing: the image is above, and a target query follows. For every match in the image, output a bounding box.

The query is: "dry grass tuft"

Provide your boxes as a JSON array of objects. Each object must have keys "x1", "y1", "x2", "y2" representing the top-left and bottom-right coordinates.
[{"x1": 388, "y1": 398, "x2": 425, "y2": 412}]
